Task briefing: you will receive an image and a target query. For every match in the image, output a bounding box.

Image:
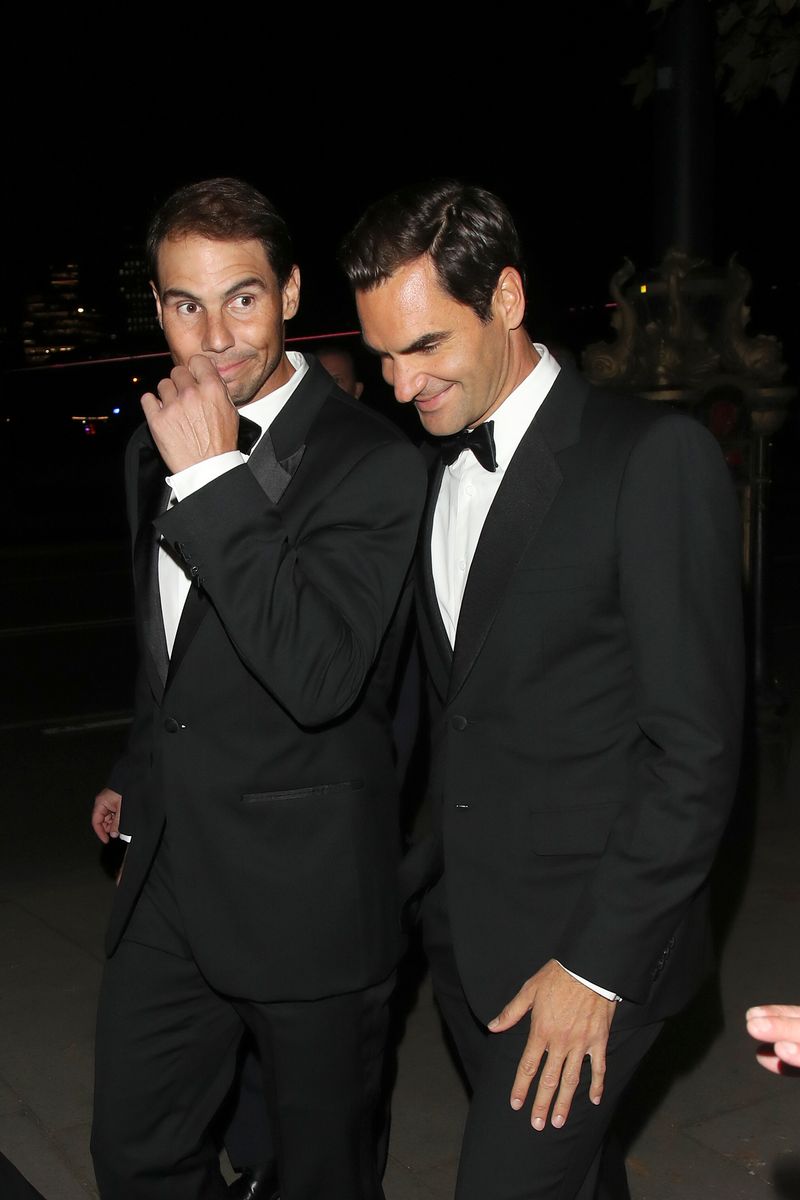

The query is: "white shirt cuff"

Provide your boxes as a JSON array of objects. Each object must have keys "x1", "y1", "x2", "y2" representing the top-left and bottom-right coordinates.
[
  {"x1": 557, "y1": 962, "x2": 620, "y2": 1002},
  {"x1": 118, "y1": 832, "x2": 132, "y2": 843},
  {"x1": 167, "y1": 452, "x2": 244, "y2": 502}
]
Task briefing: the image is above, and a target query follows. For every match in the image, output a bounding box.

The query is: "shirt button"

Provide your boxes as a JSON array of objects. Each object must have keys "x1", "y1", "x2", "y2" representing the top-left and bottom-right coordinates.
[
  {"x1": 164, "y1": 717, "x2": 180, "y2": 733},
  {"x1": 451, "y1": 715, "x2": 468, "y2": 731},
  {"x1": 465, "y1": 483, "x2": 475, "y2": 497},
  {"x1": 458, "y1": 559, "x2": 466, "y2": 572}
]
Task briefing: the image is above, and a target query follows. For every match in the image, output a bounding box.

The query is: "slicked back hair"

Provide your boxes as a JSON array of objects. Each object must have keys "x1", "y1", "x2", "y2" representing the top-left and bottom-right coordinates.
[
  {"x1": 339, "y1": 180, "x2": 526, "y2": 323},
  {"x1": 146, "y1": 177, "x2": 294, "y2": 290}
]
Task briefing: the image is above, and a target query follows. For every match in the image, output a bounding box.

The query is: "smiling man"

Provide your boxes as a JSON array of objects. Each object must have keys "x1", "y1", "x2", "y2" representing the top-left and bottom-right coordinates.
[
  {"x1": 89, "y1": 178, "x2": 426, "y2": 1200},
  {"x1": 341, "y1": 180, "x2": 745, "y2": 1200}
]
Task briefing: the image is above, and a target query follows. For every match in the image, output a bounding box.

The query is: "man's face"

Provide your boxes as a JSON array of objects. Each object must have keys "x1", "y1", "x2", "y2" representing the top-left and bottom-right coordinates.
[
  {"x1": 317, "y1": 348, "x2": 363, "y2": 399},
  {"x1": 356, "y1": 255, "x2": 517, "y2": 437},
  {"x1": 152, "y1": 235, "x2": 300, "y2": 406}
]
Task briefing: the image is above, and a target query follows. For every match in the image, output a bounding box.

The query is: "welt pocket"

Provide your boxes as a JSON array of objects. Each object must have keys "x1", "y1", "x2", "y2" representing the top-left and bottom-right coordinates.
[
  {"x1": 241, "y1": 778, "x2": 364, "y2": 803},
  {"x1": 512, "y1": 566, "x2": 605, "y2": 593},
  {"x1": 528, "y1": 802, "x2": 621, "y2": 855}
]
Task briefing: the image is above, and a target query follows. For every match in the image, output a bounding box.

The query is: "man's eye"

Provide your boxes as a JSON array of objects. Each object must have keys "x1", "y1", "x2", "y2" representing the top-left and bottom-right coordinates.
[
  {"x1": 230, "y1": 295, "x2": 255, "y2": 311},
  {"x1": 177, "y1": 302, "x2": 199, "y2": 315},
  {"x1": 419, "y1": 343, "x2": 439, "y2": 354}
]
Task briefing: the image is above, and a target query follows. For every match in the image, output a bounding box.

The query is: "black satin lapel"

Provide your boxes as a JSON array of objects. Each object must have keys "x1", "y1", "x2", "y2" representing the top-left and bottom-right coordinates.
[
  {"x1": 133, "y1": 442, "x2": 170, "y2": 690},
  {"x1": 247, "y1": 432, "x2": 305, "y2": 504},
  {"x1": 166, "y1": 583, "x2": 210, "y2": 688},
  {"x1": 416, "y1": 460, "x2": 452, "y2": 701},
  {"x1": 448, "y1": 427, "x2": 563, "y2": 703}
]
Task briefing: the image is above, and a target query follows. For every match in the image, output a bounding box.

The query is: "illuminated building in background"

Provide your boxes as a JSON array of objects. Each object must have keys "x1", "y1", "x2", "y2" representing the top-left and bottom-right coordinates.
[
  {"x1": 118, "y1": 246, "x2": 156, "y2": 339},
  {"x1": 22, "y1": 263, "x2": 108, "y2": 365}
]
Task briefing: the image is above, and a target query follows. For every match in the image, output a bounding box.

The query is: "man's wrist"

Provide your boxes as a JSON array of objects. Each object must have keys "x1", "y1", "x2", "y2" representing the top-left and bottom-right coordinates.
[
  {"x1": 167, "y1": 452, "x2": 244, "y2": 502},
  {"x1": 556, "y1": 961, "x2": 621, "y2": 1003}
]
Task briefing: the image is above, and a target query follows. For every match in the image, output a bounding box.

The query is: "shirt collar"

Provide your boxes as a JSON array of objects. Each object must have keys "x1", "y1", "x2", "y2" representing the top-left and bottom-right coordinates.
[
  {"x1": 238, "y1": 350, "x2": 308, "y2": 438},
  {"x1": 487, "y1": 344, "x2": 560, "y2": 470}
]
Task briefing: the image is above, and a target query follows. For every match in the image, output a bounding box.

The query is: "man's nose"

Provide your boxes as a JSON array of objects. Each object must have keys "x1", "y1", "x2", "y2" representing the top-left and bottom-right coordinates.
[
  {"x1": 390, "y1": 360, "x2": 426, "y2": 405},
  {"x1": 201, "y1": 310, "x2": 235, "y2": 354}
]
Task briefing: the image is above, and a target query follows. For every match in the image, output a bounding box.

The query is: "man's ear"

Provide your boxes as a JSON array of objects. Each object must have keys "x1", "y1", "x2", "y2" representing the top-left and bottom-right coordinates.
[
  {"x1": 283, "y1": 266, "x2": 301, "y2": 321},
  {"x1": 493, "y1": 267, "x2": 526, "y2": 331},
  {"x1": 150, "y1": 282, "x2": 163, "y2": 330}
]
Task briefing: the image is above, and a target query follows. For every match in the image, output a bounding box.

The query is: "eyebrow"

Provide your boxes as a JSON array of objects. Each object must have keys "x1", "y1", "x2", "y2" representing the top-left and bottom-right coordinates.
[
  {"x1": 161, "y1": 276, "x2": 268, "y2": 304},
  {"x1": 362, "y1": 330, "x2": 451, "y2": 357}
]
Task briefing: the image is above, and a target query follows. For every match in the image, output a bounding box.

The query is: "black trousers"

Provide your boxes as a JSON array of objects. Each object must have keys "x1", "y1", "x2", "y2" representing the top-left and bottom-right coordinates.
[
  {"x1": 92, "y1": 837, "x2": 393, "y2": 1200},
  {"x1": 423, "y1": 878, "x2": 663, "y2": 1200}
]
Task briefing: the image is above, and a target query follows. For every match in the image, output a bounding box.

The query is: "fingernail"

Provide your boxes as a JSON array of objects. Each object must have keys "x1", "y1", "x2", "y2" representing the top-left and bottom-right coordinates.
[
  {"x1": 776, "y1": 1042, "x2": 798, "y2": 1054},
  {"x1": 747, "y1": 1007, "x2": 765, "y2": 1018},
  {"x1": 552, "y1": 1114, "x2": 564, "y2": 1128},
  {"x1": 488, "y1": 1018, "x2": 500, "y2": 1030},
  {"x1": 749, "y1": 1018, "x2": 770, "y2": 1035},
  {"x1": 591, "y1": 1095, "x2": 601, "y2": 1106},
  {"x1": 510, "y1": 1097, "x2": 523, "y2": 1111},
  {"x1": 533, "y1": 1117, "x2": 545, "y2": 1131}
]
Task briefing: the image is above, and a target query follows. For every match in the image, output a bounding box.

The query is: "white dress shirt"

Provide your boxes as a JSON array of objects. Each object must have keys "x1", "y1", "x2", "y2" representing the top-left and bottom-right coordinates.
[{"x1": 431, "y1": 344, "x2": 619, "y2": 1003}]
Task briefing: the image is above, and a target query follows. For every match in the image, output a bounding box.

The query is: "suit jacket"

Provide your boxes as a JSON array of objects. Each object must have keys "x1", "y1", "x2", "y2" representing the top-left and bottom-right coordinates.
[
  {"x1": 106, "y1": 356, "x2": 427, "y2": 1002},
  {"x1": 414, "y1": 363, "x2": 744, "y2": 1031}
]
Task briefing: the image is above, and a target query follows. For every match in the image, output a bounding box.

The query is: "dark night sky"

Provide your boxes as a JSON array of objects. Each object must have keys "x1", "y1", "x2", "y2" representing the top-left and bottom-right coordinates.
[{"x1": 4, "y1": 9, "x2": 798, "y2": 353}]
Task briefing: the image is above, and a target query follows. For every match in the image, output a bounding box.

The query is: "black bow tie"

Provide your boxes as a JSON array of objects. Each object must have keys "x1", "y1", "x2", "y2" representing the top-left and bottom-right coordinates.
[
  {"x1": 439, "y1": 421, "x2": 497, "y2": 472},
  {"x1": 237, "y1": 415, "x2": 262, "y2": 455}
]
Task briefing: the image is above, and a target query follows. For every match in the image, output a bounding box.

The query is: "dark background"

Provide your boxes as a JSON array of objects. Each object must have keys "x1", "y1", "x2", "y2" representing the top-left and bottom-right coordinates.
[{"x1": 1, "y1": 7, "x2": 798, "y2": 549}]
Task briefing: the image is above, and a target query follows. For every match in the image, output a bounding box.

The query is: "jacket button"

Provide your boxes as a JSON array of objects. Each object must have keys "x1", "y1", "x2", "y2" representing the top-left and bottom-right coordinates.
[
  {"x1": 164, "y1": 717, "x2": 180, "y2": 733},
  {"x1": 190, "y1": 564, "x2": 200, "y2": 577},
  {"x1": 451, "y1": 715, "x2": 468, "y2": 731}
]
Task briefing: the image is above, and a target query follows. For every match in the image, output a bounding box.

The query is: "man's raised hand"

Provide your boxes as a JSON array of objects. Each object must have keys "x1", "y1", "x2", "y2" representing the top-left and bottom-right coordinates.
[{"x1": 141, "y1": 355, "x2": 239, "y2": 474}]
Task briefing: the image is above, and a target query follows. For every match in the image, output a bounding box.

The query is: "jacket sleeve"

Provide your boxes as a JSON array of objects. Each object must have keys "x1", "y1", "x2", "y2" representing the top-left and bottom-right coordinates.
[
  {"x1": 153, "y1": 438, "x2": 427, "y2": 727},
  {"x1": 557, "y1": 414, "x2": 745, "y2": 1002}
]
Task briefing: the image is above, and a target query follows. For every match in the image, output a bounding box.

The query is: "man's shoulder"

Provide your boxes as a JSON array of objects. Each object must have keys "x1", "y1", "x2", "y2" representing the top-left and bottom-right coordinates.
[
  {"x1": 310, "y1": 378, "x2": 424, "y2": 464},
  {"x1": 582, "y1": 380, "x2": 712, "y2": 454}
]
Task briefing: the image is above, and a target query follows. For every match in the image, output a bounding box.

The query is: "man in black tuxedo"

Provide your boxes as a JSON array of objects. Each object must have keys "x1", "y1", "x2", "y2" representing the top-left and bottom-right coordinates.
[
  {"x1": 89, "y1": 178, "x2": 426, "y2": 1200},
  {"x1": 342, "y1": 181, "x2": 744, "y2": 1199}
]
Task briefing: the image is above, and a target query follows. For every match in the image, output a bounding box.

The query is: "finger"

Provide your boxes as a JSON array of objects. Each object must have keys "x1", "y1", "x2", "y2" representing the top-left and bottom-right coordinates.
[
  {"x1": 775, "y1": 1040, "x2": 800, "y2": 1068},
  {"x1": 755, "y1": 1047, "x2": 785, "y2": 1074},
  {"x1": 157, "y1": 375, "x2": 180, "y2": 404},
  {"x1": 747, "y1": 1005, "x2": 800, "y2": 1021},
  {"x1": 529, "y1": 1048, "x2": 564, "y2": 1130},
  {"x1": 141, "y1": 392, "x2": 162, "y2": 422},
  {"x1": 551, "y1": 1049, "x2": 586, "y2": 1128},
  {"x1": 489, "y1": 989, "x2": 532, "y2": 1033},
  {"x1": 508, "y1": 1019, "x2": 547, "y2": 1113},
  {"x1": 91, "y1": 809, "x2": 110, "y2": 844},
  {"x1": 747, "y1": 1015, "x2": 800, "y2": 1042},
  {"x1": 188, "y1": 353, "x2": 224, "y2": 384},
  {"x1": 588, "y1": 1044, "x2": 607, "y2": 1106}
]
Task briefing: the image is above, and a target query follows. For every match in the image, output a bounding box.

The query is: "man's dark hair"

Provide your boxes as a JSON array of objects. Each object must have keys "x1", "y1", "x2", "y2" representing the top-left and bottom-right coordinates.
[
  {"x1": 146, "y1": 177, "x2": 294, "y2": 289},
  {"x1": 339, "y1": 180, "x2": 526, "y2": 323}
]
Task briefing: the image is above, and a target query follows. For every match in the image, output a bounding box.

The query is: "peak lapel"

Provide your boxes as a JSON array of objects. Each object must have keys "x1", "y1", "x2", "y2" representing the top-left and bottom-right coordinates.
[{"x1": 245, "y1": 356, "x2": 333, "y2": 504}]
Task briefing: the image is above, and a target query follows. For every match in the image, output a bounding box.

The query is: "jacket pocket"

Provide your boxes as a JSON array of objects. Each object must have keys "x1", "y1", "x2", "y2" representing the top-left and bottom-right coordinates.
[{"x1": 241, "y1": 778, "x2": 364, "y2": 803}]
